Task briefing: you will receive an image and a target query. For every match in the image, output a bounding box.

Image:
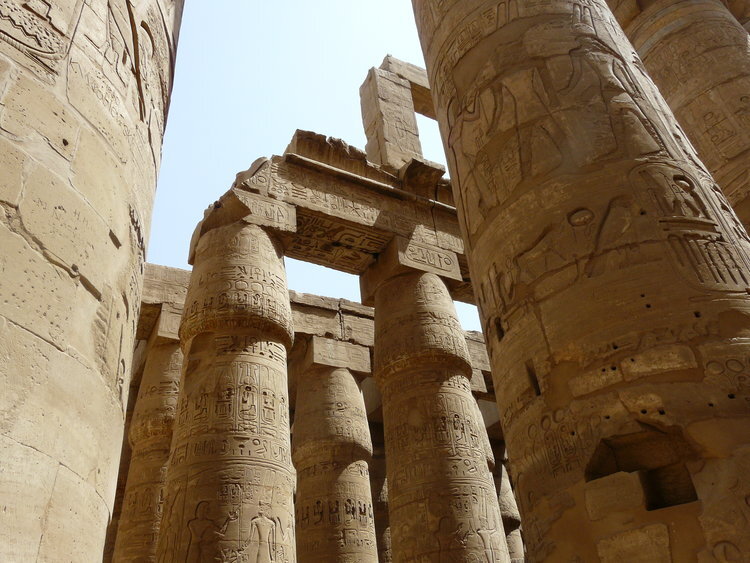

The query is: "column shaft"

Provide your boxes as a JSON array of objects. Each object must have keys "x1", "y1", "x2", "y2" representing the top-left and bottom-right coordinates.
[
  {"x1": 370, "y1": 443, "x2": 392, "y2": 563},
  {"x1": 375, "y1": 271, "x2": 508, "y2": 562},
  {"x1": 156, "y1": 223, "x2": 296, "y2": 562},
  {"x1": 114, "y1": 339, "x2": 182, "y2": 561},
  {"x1": 495, "y1": 459, "x2": 524, "y2": 563},
  {"x1": 413, "y1": 0, "x2": 750, "y2": 559},
  {"x1": 620, "y1": 0, "x2": 750, "y2": 224},
  {"x1": 0, "y1": 2, "x2": 182, "y2": 559},
  {"x1": 293, "y1": 361, "x2": 377, "y2": 561}
]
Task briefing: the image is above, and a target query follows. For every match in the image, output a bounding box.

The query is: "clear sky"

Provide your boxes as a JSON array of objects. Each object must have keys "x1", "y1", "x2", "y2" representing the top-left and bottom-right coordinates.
[{"x1": 148, "y1": 0, "x2": 482, "y2": 331}]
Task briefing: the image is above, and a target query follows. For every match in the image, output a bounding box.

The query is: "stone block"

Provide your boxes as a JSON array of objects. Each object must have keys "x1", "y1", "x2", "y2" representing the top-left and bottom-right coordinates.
[
  {"x1": 360, "y1": 235, "x2": 462, "y2": 304},
  {"x1": 18, "y1": 164, "x2": 112, "y2": 294},
  {"x1": 0, "y1": 434, "x2": 59, "y2": 562},
  {"x1": 0, "y1": 318, "x2": 123, "y2": 503},
  {"x1": 597, "y1": 523, "x2": 671, "y2": 563},
  {"x1": 0, "y1": 222, "x2": 76, "y2": 350},
  {"x1": 1, "y1": 73, "x2": 79, "y2": 161},
  {"x1": 621, "y1": 344, "x2": 696, "y2": 380},
  {"x1": 307, "y1": 335, "x2": 372, "y2": 375},
  {"x1": 0, "y1": 135, "x2": 26, "y2": 206},
  {"x1": 36, "y1": 464, "x2": 110, "y2": 562},
  {"x1": 71, "y1": 129, "x2": 124, "y2": 234},
  {"x1": 584, "y1": 471, "x2": 646, "y2": 521}
]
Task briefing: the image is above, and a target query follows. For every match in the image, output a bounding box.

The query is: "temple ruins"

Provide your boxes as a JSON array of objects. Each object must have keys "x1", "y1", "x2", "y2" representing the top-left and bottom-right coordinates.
[{"x1": 2, "y1": 0, "x2": 750, "y2": 561}]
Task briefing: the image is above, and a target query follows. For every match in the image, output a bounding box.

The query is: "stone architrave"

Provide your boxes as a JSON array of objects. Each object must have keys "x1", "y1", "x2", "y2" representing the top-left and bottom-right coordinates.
[
  {"x1": 155, "y1": 193, "x2": 297, "y2": 562},
  {"x1": 114, "y1": 306, "x2": 183, "y2": 561},
  {"x1": 613, "y1": 0, "x2": 750, "y2": 225},
  {"x1": 0, "y1": 1, "x2": 183, "y2": 559},
  {"x1": 413, "y1": 0, "x2": 750, "y2": 559},
  {"x1": 364, "y1": 237, "x2": 509, "y2": 562},
  {"x1": 292, "y1": 336, "x2": 378, "y2": 562}
]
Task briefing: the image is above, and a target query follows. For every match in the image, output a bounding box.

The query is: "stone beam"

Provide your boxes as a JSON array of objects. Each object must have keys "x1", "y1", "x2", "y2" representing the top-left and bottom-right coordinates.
[{"x1": 228, "y1": 130, "x2": 474, "y2": 303}]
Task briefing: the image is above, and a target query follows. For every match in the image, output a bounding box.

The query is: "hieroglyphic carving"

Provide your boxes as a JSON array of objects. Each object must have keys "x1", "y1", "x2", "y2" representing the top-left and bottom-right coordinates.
[
  {"x1": 0, "y1": 0, "x2": 83, "y2": 75},
  {"x1": 0, "y1": 1, "x2": 182, "y2": 560},
  {"x1": 156, "y1": 222, "x2": 296, "y2": 562},
  {"x1": 373, "y1": 270, "x2": 509, "y2": 562},
  {"x1": 292, "y1": 349, "x2": 378, "y2": 562},
  {"x1": 413, "y1": 0, "x2": 750, "y2": 559},
  {"x1": 114, "y1": 334, "x2": 182, "y2": 561},
  {"x1": 619, "y1": 0, "x2": 750, "y2": 227}
]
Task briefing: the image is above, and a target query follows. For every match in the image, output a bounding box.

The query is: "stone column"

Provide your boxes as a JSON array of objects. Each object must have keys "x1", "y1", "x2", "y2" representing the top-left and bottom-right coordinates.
[
  {"x1": 362, "y1": 237, "x2": 508, "y2": 562},
  {"x1": 156, "y1": 190, "x2": 298, "y2": 562},
  {"x1": 0, "y1": 2, "x2": 182, "y2": 559},
  {"x1": 413, "y1": 0, "x2": 750, "y2": 559},
  {"x1": 292, "y1": 336, "x2": 378, "y2": 562},
  {"x1": 612, "y1": 0, "x2": 750, "y2": 225},
  {"x1": 113, "y1": 305, "x2": 182, "y2": 561},
  {"x1": 369, "y1": 427, "x2": 392, "y2": 563},
  {"x1": 493, "y1": 447, "x2": 524, "y2": 563}
]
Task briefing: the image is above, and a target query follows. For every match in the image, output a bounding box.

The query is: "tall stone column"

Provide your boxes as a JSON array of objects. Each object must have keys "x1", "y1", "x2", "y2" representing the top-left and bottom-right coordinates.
[
  {"x1": 292, "y1": 336, "x2": 378, "y2": 562},
  {"x1": 369, "y1": 427, "x2": 392, "y2": 563},
  {"x1": 113, "y1": 305, "x2": 182, "y2": 561},
  {"x1": 0, "y1": 2, "x2": 182, "y2": 559},
  {"x1": 156, "y1": 190, "x2": 298, "y2": 562},
  {"x1": 493, "y1": 448, "x2": 524, "y2": 563},
  {"x1": 612, "y1": 0, "x2": 750, "y2": 225},
  {"x1": 413, "y1": 0, "x2": 750, "y2": 559},
  {"x1": 362, "y1": 237, "x2": 508, "y2": 562}
]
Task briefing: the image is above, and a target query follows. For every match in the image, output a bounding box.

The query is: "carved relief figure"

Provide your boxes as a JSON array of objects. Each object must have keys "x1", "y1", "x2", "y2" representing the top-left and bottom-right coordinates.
[{"x1": 185, "y1": 501, "x2": 238, "y2": 563}]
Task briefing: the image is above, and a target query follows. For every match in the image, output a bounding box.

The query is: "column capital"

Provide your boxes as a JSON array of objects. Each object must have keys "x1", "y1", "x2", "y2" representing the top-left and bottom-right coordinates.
[
  {"x1": 360, "y1": 235, "x2": 462, "y2": 306},
  {"x1": 188, "y1": 183, "x2": 296, "y2": 265}
]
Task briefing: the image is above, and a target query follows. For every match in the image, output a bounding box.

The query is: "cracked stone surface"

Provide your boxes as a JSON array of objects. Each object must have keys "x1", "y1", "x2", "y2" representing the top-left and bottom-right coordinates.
[{"x1": 0, "y1": 1, "x2": 183, "y2": 560}]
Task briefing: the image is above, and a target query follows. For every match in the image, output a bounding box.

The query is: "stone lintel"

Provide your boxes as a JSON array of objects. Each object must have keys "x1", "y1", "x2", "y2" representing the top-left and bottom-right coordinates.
[
  {"x1": 360, "y1": 235, "x2": 462, "y2": 306},
  {"x1": 584, "y1": 471, "x2": 647, "y2": 521},
  {"x1": 151, "y1": 304, "x2": 182, "y2": 344},
  {"x1": 304, "y1": 335, "x2": 372, "y2": 376}
]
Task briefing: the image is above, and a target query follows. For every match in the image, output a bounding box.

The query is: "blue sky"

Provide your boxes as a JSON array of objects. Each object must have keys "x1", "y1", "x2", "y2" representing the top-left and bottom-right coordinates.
[{"x1": 148, "y1": 1, "x2": 481, "y2": 330}]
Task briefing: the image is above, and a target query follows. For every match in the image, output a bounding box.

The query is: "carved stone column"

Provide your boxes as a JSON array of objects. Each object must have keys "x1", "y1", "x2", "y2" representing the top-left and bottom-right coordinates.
[
  {"x1": 156, "y1": 190, "x2": 297, "y2": 562},
  {"x1": 292, "y1": 336, "x2": 378, "y2": 562},
  {"x1": 113, "y1": 306, "x2": 182, "y2": 562},
  {"x1": 0, "y1": 2, "x2": 182, "y2": 559},
  {"x1": 613, "y1": 0, "x2": 750, "y2": 225},
  {"x1": 362, "y1": 237, "x2": 508, "y2": 562},
  {"x1": 413, "y1": 0, "x2": 750, "y2": 559},
  {"x1": 369, "y1": 426, "x2": 392, "y2": 563},
  {"x1": 493, "y1": 447, "x2": 524, "y2": 563}
]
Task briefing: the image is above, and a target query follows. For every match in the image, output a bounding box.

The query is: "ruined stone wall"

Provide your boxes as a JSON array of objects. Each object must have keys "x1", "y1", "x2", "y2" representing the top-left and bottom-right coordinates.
[{"x1": 0, "y1": 2, "x2": 182, "y2": 560}]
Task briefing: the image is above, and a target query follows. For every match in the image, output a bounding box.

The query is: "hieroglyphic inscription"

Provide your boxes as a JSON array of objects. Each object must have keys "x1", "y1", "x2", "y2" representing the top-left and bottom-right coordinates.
[
  {"x1": 413, "y1": 0, "x2": 750, "y2": 558},
  {"x1": 156, "y1": 222, "x2": 296, "y2": 562},
  {"x1": 293, "y1": 363, "x2": 378, "y2": 561},
  {"x1": 373, "y1": 271, "x2": 508, "y2": 561}
]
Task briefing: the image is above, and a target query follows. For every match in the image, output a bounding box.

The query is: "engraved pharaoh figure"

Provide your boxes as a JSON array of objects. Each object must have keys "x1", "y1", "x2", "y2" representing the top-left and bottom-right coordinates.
[
  {"x1": 559, "y1": 35, "x2": 664, "y2": 162},
  {"x1": 185, "y1": 501, "x2": 238, "y2": 563},
  {"x1": 247, "y1": 506, "x2": 277, "y2": 563}
]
